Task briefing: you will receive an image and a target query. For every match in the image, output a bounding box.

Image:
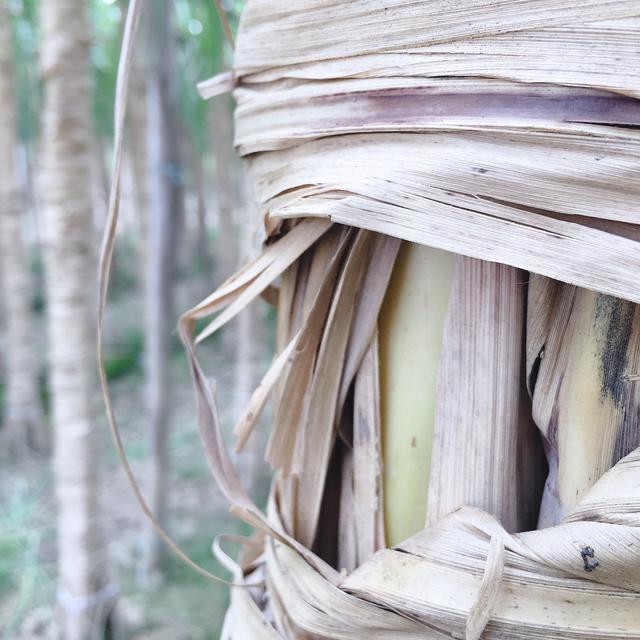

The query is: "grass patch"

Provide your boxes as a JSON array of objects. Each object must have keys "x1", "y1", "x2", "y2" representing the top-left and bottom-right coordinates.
[{"x1": 0, "y1": 478, "x2": 55, "y2": 637}]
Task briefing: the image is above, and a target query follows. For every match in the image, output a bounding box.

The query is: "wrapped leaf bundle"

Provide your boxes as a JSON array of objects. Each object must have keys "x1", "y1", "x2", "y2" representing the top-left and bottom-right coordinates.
[{"x1": 101, "y1": 1, "x2": 640, "y2": 638}]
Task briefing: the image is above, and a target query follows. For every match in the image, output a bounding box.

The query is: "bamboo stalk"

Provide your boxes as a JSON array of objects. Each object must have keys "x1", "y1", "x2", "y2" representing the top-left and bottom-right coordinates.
[
  {"x1": 529, "y1": 276, "x2": 640, "y2": 526},
  {"x1": 378, "y1": 242, "x2": 453, "y2": 546}
]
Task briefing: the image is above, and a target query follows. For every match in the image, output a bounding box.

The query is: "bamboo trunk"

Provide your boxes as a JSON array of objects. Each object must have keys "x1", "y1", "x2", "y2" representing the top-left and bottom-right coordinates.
[
  {"x1": 0, "y1": 6, "x2": 46, "y2": 454},
  {"x1": 143, "y1": 0, "x2": 182, "y2": 575},
  {"x1": 40, "y1": 0, "x2": 112, "y2": 634},
  {"x1": 528, "y1": 275, "x2": 640, "y2": 527},
  {"x1": 378, "y1": 243, "x2": 453, "y2": 545}
]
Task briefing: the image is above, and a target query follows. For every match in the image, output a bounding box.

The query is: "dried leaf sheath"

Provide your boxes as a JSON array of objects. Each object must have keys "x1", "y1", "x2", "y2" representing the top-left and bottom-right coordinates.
[
  {"x1": 267, "y1": 227, "x2": 352, "y2": 473},
  {"x1": 427, "y1": 257, "x2": 544, "y2": 533},
  {"x1": 293, "y1": 231, "x2": 374, "y2": 548},
  {"x1": 174, "y1": 224, "x2": 640, "y2": 639},
  {"x1": 352, "y1": 335, "x2": 386, "y2": 563}
]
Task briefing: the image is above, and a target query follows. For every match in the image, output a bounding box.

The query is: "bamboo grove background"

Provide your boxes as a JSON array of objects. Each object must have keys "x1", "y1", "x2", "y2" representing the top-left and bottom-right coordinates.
[{"x1": 0, "y1": 1, "x2": 265, "y2": 638}]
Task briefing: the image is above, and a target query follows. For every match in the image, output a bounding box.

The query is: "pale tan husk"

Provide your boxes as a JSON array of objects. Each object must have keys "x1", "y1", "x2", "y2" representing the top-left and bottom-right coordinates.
[{"x1": 100, "y1": 1, "x2": 640, "y2": 638}]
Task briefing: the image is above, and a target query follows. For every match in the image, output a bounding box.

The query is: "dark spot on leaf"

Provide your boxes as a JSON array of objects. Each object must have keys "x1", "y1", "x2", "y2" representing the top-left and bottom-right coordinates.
[{"x1": 581, "y1": 546, "x2": 599, "y2": 572}]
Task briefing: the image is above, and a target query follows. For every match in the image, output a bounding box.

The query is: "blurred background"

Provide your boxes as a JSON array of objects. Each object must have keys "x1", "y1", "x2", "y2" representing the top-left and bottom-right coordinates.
[{"x1": 0, "y1": 0, "x2": 275, "y2": 638}]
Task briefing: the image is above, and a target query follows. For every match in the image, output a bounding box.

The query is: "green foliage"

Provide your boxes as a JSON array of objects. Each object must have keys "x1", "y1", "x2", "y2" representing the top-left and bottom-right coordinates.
[
  {"x1": 86, "y1": 0, "x2": 243, "y2": 150},
  {"x1": 104, "y1": 327, "x2": 144, "y2": 381},
  {"x1": 174, "y1": 0, "x2": 226, "y2": 154},
  {"x1": 8, "y1": 0, "x2": 247, "y2": 154},
  {"x1": 90, "y1": 0, "x2": 122, "y2": 140},
  {"x1": 109, "y1": 258, "x2": 139, "y2": 299}
]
